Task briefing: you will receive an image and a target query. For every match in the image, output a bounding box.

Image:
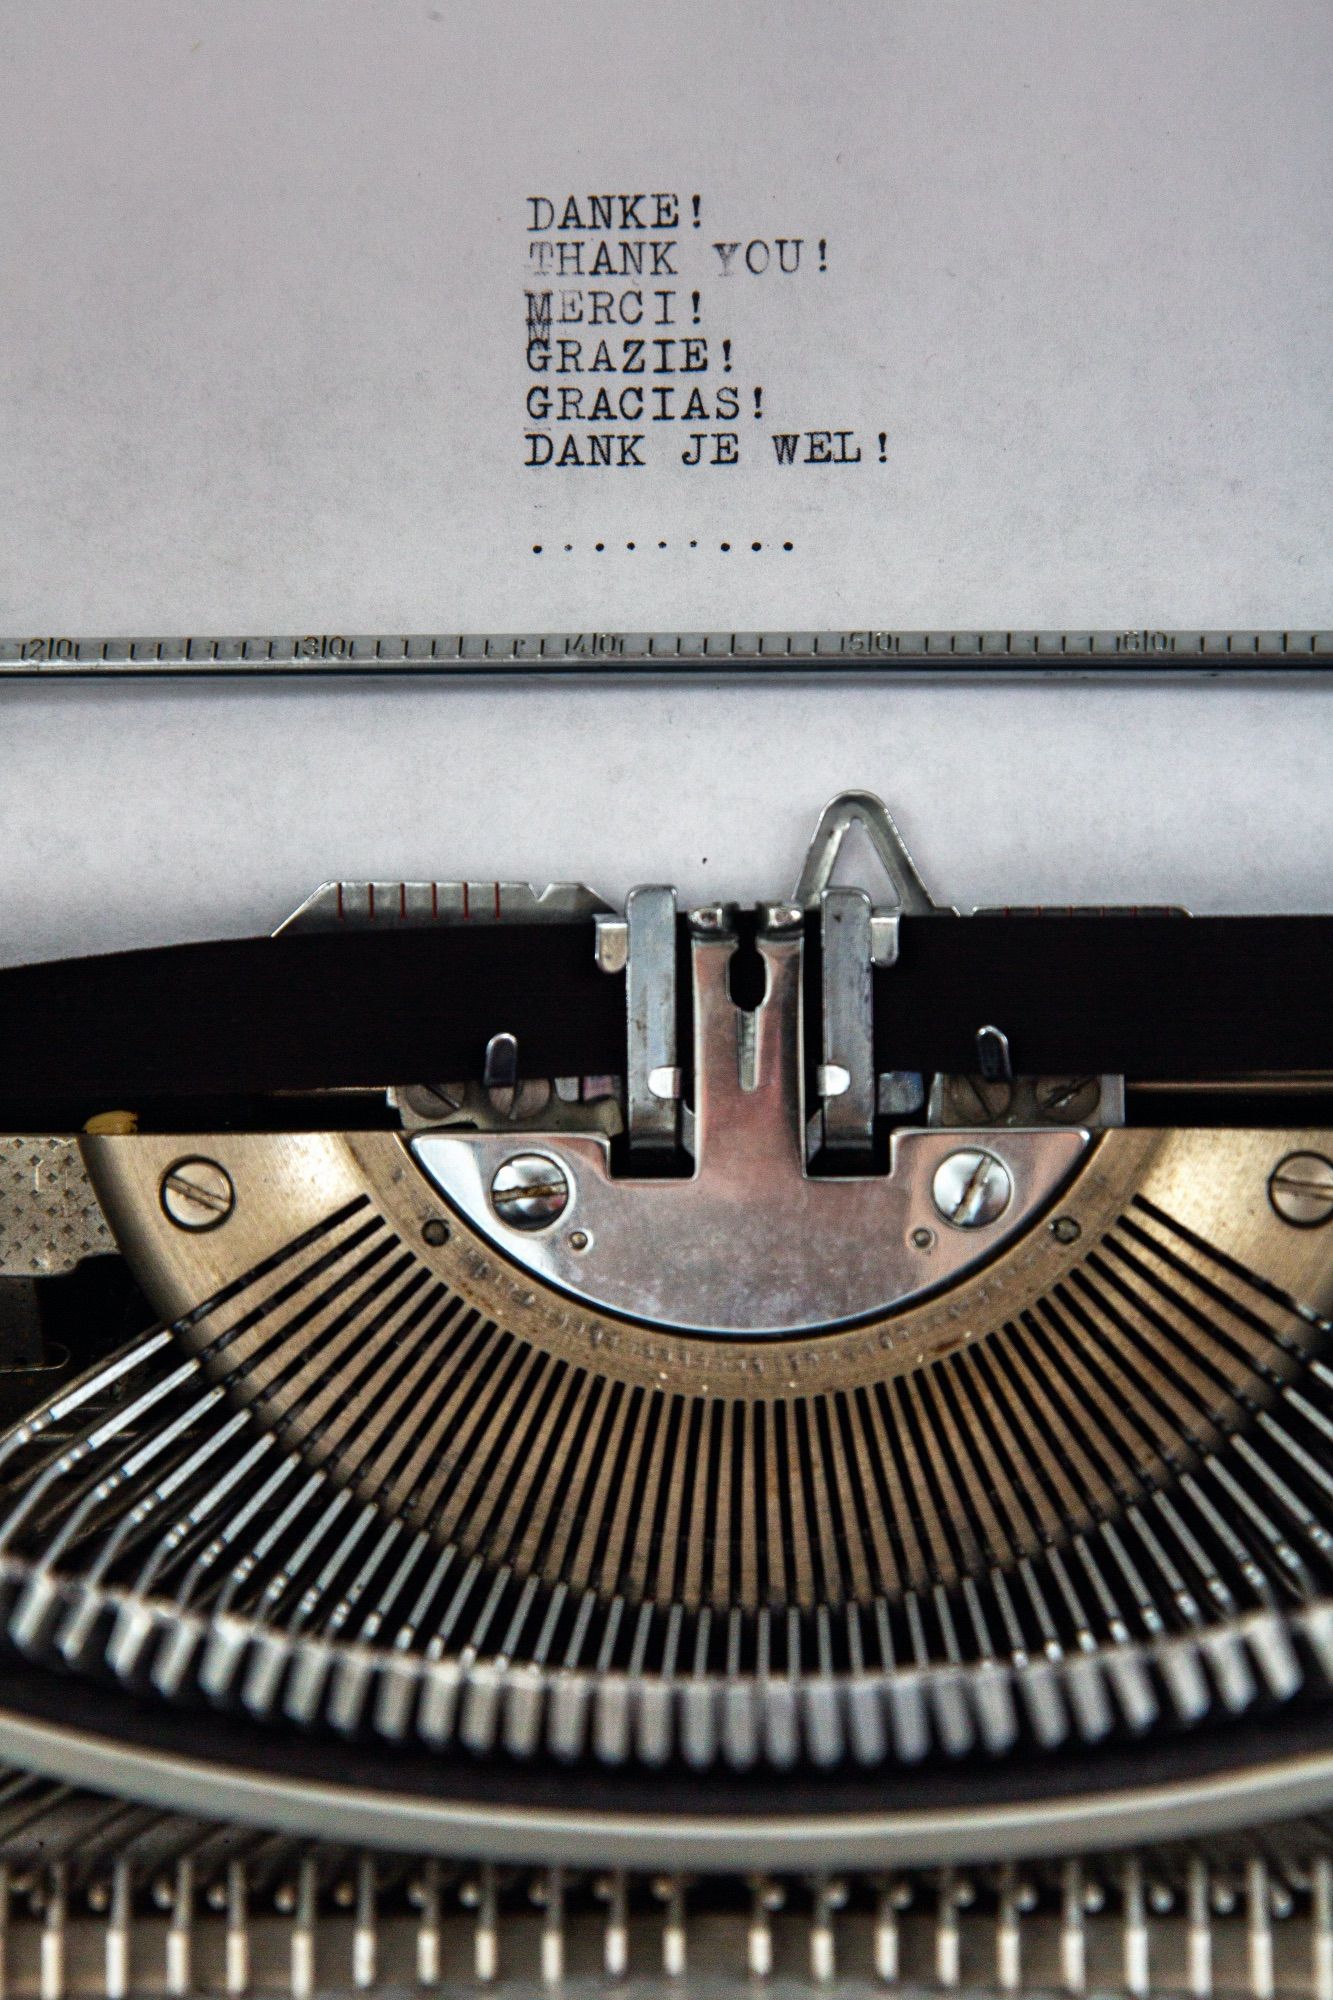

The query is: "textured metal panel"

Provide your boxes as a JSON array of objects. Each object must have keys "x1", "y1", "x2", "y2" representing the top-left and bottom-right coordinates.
[{"x1": 0, "y1": 1140, "x2": 114, "y2": 1278}]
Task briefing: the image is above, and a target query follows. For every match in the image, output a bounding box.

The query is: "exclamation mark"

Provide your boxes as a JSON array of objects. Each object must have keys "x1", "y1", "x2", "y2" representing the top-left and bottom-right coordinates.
[
  {"x1": 878, "y1": 431, "x2": 887, "y2": 462},
  {"x1": 818, "y1": 238, "x2": 827, "y2": 271},
  {"x1": 722, "y1": 339, "x2": 732, "y2": 372},
  {"x1": 691, "y1": 194, "x2": 701, "y2": 228},
  {"x1": 754, "y1": 385, "x2": 764, "y2": 420},
  {"x1": 691, "y1": 290, "x2": 700, "y2": 325}
]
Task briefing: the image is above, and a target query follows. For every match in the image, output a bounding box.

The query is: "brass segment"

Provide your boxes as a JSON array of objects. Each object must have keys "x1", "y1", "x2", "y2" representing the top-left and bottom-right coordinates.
[
  {"x1": 71, "y1": 1129, "x2": 1333, "y2": 1616},
  {"x1": 1, "y1": 1124, "x2": 1321, "y2": 1766}
]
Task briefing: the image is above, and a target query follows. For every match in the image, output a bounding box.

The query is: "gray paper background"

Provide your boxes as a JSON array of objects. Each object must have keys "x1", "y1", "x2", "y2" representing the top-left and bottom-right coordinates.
[
  {"x1": 0, "y1": 1, "x2": 1329, "y2": 956},
  {"x1": 2, "y1": 677, "x2": 1331, "y2": 968},
  {"x1": 2, "y1": 0, "x2": 1330, "y2": 632}
]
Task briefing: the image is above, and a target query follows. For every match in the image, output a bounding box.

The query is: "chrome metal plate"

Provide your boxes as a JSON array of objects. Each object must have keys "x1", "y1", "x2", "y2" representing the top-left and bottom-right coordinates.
[{"x1": 412, "y1": 921, "x2": 1086, "y2": 1336}]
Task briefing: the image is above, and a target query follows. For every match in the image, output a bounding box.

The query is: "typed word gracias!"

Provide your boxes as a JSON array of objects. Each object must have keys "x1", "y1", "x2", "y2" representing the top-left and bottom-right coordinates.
[
  {"x1": 525, "y1": 190, "x2": 725, "y2": 467},
  {"x1": 523, "y1": 192, "x2": 858, "y2": 469}
]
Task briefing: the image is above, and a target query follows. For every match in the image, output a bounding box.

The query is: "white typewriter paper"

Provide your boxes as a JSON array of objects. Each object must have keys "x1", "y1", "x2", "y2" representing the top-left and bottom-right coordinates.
[
  {"x1": 0, "y1": 0, "x2": 1330, "y2": 964},
  {"x1": 1, "y1": 0, "x2": 1330, "y2": 637},
  {"x1": 3, "y1": 676, "x2": 1333, "y2": 969}
]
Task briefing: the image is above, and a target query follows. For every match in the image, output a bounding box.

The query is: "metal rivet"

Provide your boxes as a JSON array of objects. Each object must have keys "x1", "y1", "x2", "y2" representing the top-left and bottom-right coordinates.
[
  {"x1": 160, "y1": 1157, "x2": 235, "y2": 1231},
  {"x1": 490, "y1": 1154, "x2": 571, "y2": 1230},
  {"x1": 568, "y1": 1229, "x2": 591, "y2": 1252},
  {"x1": 421, "y1": 1217, "x2": 450, "y2": 1247},
  {"x1": 931, "y1": 1149, "x2": 1012, "y2": 1229},
  {"x1": 1268, "y1": 1151, "x2": 1333, "y2": 1228},
  {"x1": 911, "y1": 1226, "x2": 935, "y2": 1250},
  {"x1": 1050, "y1": 1215, "x2": 1082, "y2": 1245}
]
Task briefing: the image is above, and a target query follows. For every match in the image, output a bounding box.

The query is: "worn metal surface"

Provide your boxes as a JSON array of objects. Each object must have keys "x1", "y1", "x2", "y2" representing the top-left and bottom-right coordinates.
[
  {"x1": 0, "y1": 1142, "x2": 114, "y2": 1280},
  {"x1": 412, "y1": 922, "x2": 1086, "y2": 1333}
]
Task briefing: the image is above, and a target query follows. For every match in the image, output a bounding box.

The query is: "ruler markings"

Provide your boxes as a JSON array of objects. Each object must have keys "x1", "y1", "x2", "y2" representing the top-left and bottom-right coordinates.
[{"x1": 0, "y1": 631, "x2": 1328, "y2": 674}]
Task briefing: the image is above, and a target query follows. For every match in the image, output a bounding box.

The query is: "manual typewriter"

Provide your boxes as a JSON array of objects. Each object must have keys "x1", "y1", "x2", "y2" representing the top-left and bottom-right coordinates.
[{"x1": 0, "y1": 792, "x2": 1330, "y2": 1995}]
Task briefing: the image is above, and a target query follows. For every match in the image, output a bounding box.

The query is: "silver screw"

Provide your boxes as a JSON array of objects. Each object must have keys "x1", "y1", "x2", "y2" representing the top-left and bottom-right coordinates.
[
  {"x1": 1269, "y1": 1152, "x2": 1333, "y2": 1228},
  {"x1": 932, "y1": 1148, "x2": 1012, "y2": 1229},
  {"x1": 490, "y1": 1154, "x2": 571, "y2": 1230},
  {"x1": 941, "y1": 1074, "x2": 1013, "y2": 1125},
  {"x1": 1035, "y1": 1076, "x2": 1101, "y2": 1123},
  {"x1": 160, "y1": 1157, "x2": 235, "y2": 1231}
]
